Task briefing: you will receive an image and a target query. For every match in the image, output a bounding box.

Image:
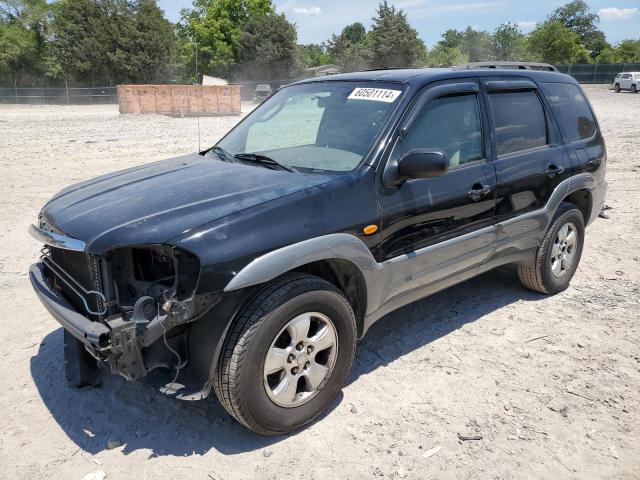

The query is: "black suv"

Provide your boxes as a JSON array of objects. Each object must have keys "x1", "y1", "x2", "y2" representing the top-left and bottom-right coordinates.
[{"x1": 29, "y1": 64, "x2": 607, "y2": 435}]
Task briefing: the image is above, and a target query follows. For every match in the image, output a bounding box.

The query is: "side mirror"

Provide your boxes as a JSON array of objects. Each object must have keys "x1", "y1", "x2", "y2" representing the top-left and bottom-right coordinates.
[{"x1": 397, "y1": 149, "x2": 448, "y2": 180}]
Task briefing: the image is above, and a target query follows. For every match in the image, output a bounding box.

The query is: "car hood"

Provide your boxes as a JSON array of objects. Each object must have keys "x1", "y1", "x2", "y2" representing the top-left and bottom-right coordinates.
[{"x1": 41, "y1": 153, "x2": 334, "y2": 254}]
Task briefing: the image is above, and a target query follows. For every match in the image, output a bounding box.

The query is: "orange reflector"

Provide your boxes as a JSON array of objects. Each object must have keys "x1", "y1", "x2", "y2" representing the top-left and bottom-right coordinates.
[{"x1": 363, "y1": 224, "x2": 378, "y2": 235}]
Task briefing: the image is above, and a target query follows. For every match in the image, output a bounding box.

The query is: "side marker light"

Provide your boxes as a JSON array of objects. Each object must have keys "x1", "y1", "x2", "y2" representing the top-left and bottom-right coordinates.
[{"x1": 363, "y1": 225, "x2": 378, "y2": 235}]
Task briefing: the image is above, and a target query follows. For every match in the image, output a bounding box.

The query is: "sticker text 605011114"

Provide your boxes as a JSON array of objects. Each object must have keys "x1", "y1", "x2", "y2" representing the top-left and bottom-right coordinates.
[{"x1": 348, "y1": 88, "x2": 401, "y2": 103}]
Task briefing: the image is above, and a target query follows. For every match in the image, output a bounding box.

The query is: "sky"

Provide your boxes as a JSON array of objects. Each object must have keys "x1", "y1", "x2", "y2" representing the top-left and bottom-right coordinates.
[{"x1": 158, "y1": 0, "x2": 639, "y2": 47}]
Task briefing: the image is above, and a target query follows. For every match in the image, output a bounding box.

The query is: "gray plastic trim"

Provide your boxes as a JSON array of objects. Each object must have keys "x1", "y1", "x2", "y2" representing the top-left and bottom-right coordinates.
[
  {"x1": 223, "y1": 173, "x2": 599, "y2": 326},
  {"x1": 224, "y1": 233, "x2": 383, "y2": 307}
]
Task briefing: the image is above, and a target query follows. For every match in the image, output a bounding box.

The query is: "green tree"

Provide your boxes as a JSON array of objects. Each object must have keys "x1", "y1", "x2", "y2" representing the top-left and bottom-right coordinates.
[
  {"x1": 327, "y1": 22, "x2": 371, "y2": 72},
  {"x1": 0, "y1": 21, "x2": 35, "y2": 76},
  {"x1": 233, "y1": 12, "x2": 297, "y2": 80},
  {"x1": 594, "y1": 46, "x2": 618, "y2": 64},
  {"x1": 297, "y1": 43, "x2": 331, "y2": 69},
  {"x1": 48, "y1": 0, "x2": 106, "y2": 82},
  {"x1": 528, "y1": 20, "x2": 588, "y2": 64},
  {"x1": 459, "y1": 27, "x2": 493, "y2": 62},
  {"x1": 0, "y1": 0, "x2": 49, "y2": 82},
  {"x1": 493, "y1": 22, "x2": 529, "y2": 61},
  {"x1": 370, "y1": 1, "x2": 425, "y2": 68},
  {"x1": 178, "y1": 0, "x2": 273, "y2": 77},
  {"x1": 49, "y1": 0, "x2": 173, "y2": 84},
  {"x1": 333, "y1": 36, "x2": 372, "y2": 72},
  {"x1": 340, "y1": 22, "x2": 366, "y2": 45},
  {"x1": 327, "y1": 22, "x2": 366, "y2": 58},
  {"x1": 614, "y1": 39, "x2": 640, "y2": 63},
  {"x1": 439, "y1": 29, "x2": 464, "y2": 49},
  {"x1": 434, "y1": 26, "x2": 493, "y2": 63},
  {"x1": 548, "y1": 0, "x2": 608, "y2": 59},
  {"x1": 424, "y1": 45, "x2": 467, "y2": 67},
  {"x1": 108, "y1": 0, "x2": 173, "y2": 83}
]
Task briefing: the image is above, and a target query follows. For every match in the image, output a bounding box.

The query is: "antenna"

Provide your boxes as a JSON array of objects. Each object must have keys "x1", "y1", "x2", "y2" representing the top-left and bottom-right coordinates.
[
  {"x1": 196, "y1": 114, "x2": 201, "y2": 152},
  {"x1": 193, "y1": 34, "x2": 201, "y2": 152}
]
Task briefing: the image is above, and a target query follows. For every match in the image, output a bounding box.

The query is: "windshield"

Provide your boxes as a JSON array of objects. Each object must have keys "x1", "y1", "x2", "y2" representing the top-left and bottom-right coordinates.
[{"x1": 216, "y1": 81, "x2": 404, "y2": 173}]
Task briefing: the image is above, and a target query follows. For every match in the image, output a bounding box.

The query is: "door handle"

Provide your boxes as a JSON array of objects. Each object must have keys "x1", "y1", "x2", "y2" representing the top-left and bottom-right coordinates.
[
  {"x1": 546, "y1": 164, "x2": 565, "y2": 178},
  {"x1": 468, "y1": 183, "x2": 491, "y2": 202}
]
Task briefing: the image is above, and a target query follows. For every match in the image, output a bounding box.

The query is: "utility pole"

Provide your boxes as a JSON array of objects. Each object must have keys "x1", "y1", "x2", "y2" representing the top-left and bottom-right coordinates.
[{"x1": 194, "y1": 39, "x2": 199, "y2": 84}]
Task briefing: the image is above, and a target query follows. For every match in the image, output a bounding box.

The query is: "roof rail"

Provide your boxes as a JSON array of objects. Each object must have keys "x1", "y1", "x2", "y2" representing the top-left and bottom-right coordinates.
[{"x1": 453, "y1": 62, "x2": 559, "y2": 72}]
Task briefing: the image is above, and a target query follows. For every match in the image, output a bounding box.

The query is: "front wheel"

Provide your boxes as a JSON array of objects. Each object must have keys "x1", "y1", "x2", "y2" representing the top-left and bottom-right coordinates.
[
  {"x1": 614, "y1": 84, "x2": 621, "y2": 93},
  {"x1": 632, "y1": 84, "x2": 637, "y2": 94},
  {"x1": 212, "y1": 273, "x2": 357, "y2": 435},
  {"x1": 518, "y1": 203, "x2": 585, "y2": 294}
]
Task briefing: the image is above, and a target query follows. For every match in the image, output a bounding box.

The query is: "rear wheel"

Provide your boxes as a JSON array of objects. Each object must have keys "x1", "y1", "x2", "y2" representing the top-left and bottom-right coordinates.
[
  {"x1": 213, "y1": 273, "x2": 356, "y2": 435},
  {"x1": 518, "y1": 203, "x2": 585, "y2": 294},
  {"x1": 632, "y1": 84, "x2": 637, "y2": 94}
]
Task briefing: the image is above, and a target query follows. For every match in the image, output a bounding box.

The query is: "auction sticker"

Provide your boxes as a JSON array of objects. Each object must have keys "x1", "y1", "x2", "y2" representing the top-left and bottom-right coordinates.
[{"x1": 348, "y1": 87, "x2": 401, "y2": 103}]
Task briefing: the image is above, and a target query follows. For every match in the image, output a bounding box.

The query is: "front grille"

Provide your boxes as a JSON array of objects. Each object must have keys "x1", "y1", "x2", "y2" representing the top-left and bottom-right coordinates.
[{"x1": 42, "y1": 247, "x2": 106, "y2": 319}]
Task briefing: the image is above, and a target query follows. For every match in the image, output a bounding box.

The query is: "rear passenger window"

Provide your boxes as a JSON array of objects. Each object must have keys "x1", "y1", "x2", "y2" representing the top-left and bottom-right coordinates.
[
  {"x1": 541, "y1": 83, "x2": 596, "y2": 143},
  {"x1": 488, "y1": 91, "x2": 547, "y2": 156}
]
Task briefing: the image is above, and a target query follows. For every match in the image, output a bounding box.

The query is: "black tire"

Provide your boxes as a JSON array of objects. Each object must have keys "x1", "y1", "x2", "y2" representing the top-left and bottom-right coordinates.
[
  {"x1": 632, "y1": 85, "x2": 637, "y2": 94},
  {"x1": 518, "y1": 203, "x2": 585, "y2": 294},
  {"x1": 614, "y1": 83, "x2": 620, "y2": 93},
  {"x1": 212, "y1": 273, "x2": 357, "y2": 435}
]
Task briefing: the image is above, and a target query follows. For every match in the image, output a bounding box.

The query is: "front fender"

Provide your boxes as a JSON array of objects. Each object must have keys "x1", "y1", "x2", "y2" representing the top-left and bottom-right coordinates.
[{"x1": 224, "y1": 233, "x2": 384, "y2": 314}]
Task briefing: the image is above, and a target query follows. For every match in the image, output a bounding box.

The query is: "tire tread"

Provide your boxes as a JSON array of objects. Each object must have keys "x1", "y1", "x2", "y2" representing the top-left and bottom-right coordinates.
[
  {"x1": 212, "y1": 273, "x2": 353, "y2": 435},
  {"x1": 517, "y1": 202, "x2": 582, "y2": 294}
]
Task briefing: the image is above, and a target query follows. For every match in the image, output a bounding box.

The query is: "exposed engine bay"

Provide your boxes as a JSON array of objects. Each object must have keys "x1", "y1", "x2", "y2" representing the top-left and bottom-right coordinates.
[{"x1": 41, "y1": 243, "x2": 218, "y2": 383}]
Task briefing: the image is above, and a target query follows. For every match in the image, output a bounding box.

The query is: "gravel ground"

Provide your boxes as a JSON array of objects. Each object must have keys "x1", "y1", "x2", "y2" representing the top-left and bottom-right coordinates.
[{"x1": 0, "y1": 85, "x2": 638, "y2": 480}]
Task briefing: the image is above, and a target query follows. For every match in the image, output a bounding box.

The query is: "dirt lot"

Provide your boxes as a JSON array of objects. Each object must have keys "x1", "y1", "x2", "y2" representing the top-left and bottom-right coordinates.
[{"x1": 0, "y1": 85, "x2": 638, "y2": 480}]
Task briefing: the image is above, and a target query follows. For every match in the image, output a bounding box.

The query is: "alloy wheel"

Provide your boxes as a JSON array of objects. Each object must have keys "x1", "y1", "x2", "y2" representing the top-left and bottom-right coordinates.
[
  {"x1": 550, "y1": 222, "x2": 578, "y2": 278},
  {"x1": 263, "y1": 312, "x2": 338, "y2": 407}
]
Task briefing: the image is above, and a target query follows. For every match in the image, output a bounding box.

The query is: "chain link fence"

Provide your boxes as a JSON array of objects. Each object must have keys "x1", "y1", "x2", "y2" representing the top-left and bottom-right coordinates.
[
  {"x1": 0, "y1": 83, "x2": 273, "y2": 104},
  {"x1": 2, "y1": 64, "x2": 639, "y2": 105},
  {"x1": 0, "y1": 86, "x2": 117, "y2": 105},
  {"x1": 555, "y1": 63, "x2": 640, "y2": 84}
]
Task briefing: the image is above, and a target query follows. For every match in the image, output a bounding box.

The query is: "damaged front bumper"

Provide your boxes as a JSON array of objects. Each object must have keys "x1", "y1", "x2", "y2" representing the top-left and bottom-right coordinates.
[
  {"x1": 30, "y1": 262, "x2": 111, "y2": 350},
  {"x1": 29, "y1": 260, "x2": 198, "y2": 381}
]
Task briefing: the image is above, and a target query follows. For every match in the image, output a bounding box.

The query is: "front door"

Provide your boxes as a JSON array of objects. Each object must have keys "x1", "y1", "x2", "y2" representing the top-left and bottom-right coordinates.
[
  {"x1": 377, "y1": 80, "x2": 497, "y2": 301},
  {"x1": 620, "y1": 73, "x2": 633, "y2": 90}
]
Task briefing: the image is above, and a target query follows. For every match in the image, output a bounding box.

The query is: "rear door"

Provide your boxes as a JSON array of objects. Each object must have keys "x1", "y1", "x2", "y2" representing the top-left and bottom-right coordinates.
[
  {"x1": 482, "y1": 78, "x2": 571, "y2": 261},
  {"x1": 483, "y1": 79, "x2": 570, "y2": 224},
  {"x1": 620, "y1": 74, "x2": 633, "y2": 89}
]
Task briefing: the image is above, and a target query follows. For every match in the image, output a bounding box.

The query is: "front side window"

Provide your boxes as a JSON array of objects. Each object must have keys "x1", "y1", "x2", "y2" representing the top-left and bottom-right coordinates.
[
  {"x1": 216, "y1": 82, "x2": 404, "y2": 173},
  {"x1": 488, "y1": 90, "x2": 547, "y2": 156},
  {"x1": 399, "y1": 93, "x2": 483, "y2": 168},
  {"x1": 542, "y1": 83, "x2": 596, "y2": 143}
]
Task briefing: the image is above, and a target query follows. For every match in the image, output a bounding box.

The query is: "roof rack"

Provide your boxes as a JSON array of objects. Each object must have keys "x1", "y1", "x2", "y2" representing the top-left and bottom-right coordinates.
[{"x1": 453, "y1": 62, "x2": 559, "y2": 72}]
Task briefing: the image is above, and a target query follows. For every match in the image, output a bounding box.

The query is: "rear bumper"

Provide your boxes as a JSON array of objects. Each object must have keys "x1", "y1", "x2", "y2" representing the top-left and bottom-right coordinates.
[
  {"x1": 588, "y1": 180, "x2": 607, "y2": 226},
  {"x1": 29, "y1": 262, "x2": 111, "y2": 351}
]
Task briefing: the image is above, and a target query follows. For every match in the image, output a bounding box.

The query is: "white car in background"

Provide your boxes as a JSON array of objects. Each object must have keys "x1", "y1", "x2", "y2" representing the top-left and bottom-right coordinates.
[{"x1": 613, "y1": 72, "x2": 640, "y2": 93}]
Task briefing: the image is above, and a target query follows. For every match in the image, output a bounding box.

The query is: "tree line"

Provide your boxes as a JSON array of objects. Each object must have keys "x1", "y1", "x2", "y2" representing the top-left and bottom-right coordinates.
[{"x1": 1, "y1": 0, "x2": 639, "y2": 87}]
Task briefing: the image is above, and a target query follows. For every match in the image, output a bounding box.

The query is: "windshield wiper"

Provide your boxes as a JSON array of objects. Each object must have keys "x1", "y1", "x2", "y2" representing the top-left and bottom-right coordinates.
[
  {"x1": 208, "y1": 146, "x2": 234, "y2": 163},
  {"x1": 234, "y1": 153, "x2": 297, "y2": 173}
]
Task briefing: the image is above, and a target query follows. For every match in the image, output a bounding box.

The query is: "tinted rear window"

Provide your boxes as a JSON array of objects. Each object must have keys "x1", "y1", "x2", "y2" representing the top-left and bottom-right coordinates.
[
  {"x1": 488, "y1": 91, "x2": 547, "y2": 156},
  {"x1": 541, "y1": 83, "x2": 596, "y2": 143}
]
